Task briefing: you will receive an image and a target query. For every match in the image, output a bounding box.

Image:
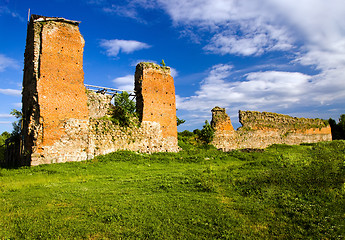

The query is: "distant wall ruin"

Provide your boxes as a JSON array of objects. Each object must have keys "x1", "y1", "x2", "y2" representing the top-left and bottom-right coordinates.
[
  {"x1": 21, "y1": 15, "x2": 179, "y2": 166},
  {"x1": 211, "y1": 107, "x2": 332, "y2": 151}
]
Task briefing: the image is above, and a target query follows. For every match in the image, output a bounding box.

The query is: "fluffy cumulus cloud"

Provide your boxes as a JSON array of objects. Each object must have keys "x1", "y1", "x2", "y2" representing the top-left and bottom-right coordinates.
[
  {"x1": 158, "y1": 0, "x2": 345, "y2": 126},
  {"x1": 100, "y1": 39, "x2": 151, "y2": 57},
  {"x1": 97, "y1": 0, "x2": 345, "y2": 128},
  {"x1": 156, "y1": 0, "x2": 345, "y2": 70},
  {"x1": 177, "y1": 64, "x2": 311, "y2": 112},
  {"x1": 177, "y1": 63, "x2": 345, "y2": 128},
  {"x1": 153, "y1": 0, "x2": 295, "y2": 56}
]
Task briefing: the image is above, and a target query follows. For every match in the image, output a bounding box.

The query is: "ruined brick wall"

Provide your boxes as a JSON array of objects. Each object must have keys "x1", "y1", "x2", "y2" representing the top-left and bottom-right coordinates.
[
  {"x1": 21, "y1": 16, "x2": 179, "y2": 166},
  {"x1": 135, "y1": 62, "x2": 178, "y2": 144},
  {"x1": 22, "y1": 15, "x2": 89, "y2": 165},
  {"x1": 212, "y1": 108, "x2": 332, "y2": 151}
]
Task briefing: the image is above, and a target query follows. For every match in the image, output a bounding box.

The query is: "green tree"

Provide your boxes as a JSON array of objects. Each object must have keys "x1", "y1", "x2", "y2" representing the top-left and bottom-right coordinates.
[
  {"x1": 329, "y1": 115, "x2": 345, "y2": 140},
  {"x1": 339, "y1": 114, "x2": 345, "y2": 131},
  {"x1": 10, "y1": 109, "x2": 22, "y2": 137},
  {"x1": 0, "y1": 131, "x2": 10, "y2": 163},
  {"x1": 199, "y1": 120, "x2": 214, "y2": 144},
  {"x1": 111, "y1": 91, "x2": 137, "y2": 127}
]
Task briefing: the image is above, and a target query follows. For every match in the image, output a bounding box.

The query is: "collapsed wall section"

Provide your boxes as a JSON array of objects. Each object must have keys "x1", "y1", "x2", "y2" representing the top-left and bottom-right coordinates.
[
  {"x1": 22, "y1": 15, "x2": 89, "y2": 165},
  {"x1": 211, "y1": 107, "x2": 332, "y2": 151}
]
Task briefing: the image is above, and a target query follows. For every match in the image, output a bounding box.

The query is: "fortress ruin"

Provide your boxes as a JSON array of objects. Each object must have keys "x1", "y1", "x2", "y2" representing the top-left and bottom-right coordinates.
[
  {"x1": 21, "y1": 15, "x2": 178, "y2": 166},
  {"x1": 211, "y1": 107, "x2": 332, "y2": 151},
  {"x1": 10, "y1": 14, "x2": 332, "y2": 166}
]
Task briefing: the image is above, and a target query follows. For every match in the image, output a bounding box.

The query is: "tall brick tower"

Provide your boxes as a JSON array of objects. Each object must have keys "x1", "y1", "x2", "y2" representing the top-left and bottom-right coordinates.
[
  {"x1": 135, "y1": 62, "x2": 178, "y2": 146},
  {"x1": 22, "y1": 15, "x2": 89, "y2": 165}
]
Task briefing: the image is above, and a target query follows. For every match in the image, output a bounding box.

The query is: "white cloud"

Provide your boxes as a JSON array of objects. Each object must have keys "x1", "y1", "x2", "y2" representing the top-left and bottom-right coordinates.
[
  {"x1": 170, "y1": 68, "x2": 178, "y2": 78},
  {"x1": 154, "y1": 0, "x2": 294, "y2": 56},
  {"x1": 0, "y1": 6, "x2": 24, "y2": 22},
  {"x1": 100, "y1": 39, "x2": 151, "y2": 57},
  {"x1": 0, "y1": 54, "x2": 19, "y2": 72},
  {"x1": 0, "y1": 88, "x2": 21, "y2": 96},
  {"x1": 103, "y1": 5, "x2": 140, "y2": 20},
  {"x1": 177, "y1": 64, "x2": 345, "y2": 128},
  {"x1": 0, "y1": 114, "x2": 12, "y2": 118},
  {"x1": 145, "y1": 0, "x2": 345, "y2": 127},
  {"x1": 100, "y1": 0, "x2": 157, "y2": 22},
  {"x1": 204, "y1": 25, "x2": 293, "y2": 56},
  {"x1": 112, "y1": 75, "x2": 134, "y2": 91},
  {"x1": 0, "y1": 114, "x2": 14, "y2": 125},
  {"x1": 97, "y1": 0, "x2": 345, "y2": 128}
]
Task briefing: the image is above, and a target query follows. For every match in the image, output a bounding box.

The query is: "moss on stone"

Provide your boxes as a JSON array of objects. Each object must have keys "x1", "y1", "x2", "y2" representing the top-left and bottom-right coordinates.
[{"x1": 136, "y1": 62, "x2": 171, "y2": 74}]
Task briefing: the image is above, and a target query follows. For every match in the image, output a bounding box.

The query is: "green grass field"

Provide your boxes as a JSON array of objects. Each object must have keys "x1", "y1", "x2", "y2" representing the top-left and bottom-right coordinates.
[{"x1": 0, "y1": 141, "x2": 344, "y2": 239}]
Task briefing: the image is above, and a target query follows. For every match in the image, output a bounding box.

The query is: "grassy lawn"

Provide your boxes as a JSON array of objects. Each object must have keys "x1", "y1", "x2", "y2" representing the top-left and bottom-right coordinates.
[{"x1": 0, "y1": 141, "x2": 344, "y2": 239}]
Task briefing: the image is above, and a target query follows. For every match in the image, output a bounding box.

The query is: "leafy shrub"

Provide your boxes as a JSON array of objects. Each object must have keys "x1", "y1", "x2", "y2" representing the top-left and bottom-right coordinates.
[
  {"x1": 109, "y1": 92, "x2": 137, "y2": 127},
  {"x1": 176, "y1": 116, "x2": 185, "y2": 126},
  {"x1": 179, "y1": 130, "x2": 194, "y2": 137}
]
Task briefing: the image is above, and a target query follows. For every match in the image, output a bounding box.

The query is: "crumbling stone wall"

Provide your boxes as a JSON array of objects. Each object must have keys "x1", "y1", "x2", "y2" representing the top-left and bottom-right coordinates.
[
  {"x1": 21, "y1": 15, "x2": 179, "y2": 166},
  {"x1": 239, "y1": 110, "x2": 329, "y2": 131},
  {"x1": 212, "y1": 107, "x2": 332, "y2": 151},
  {"x1": 135, "y1": 62, "x2": 178, "y2": 146},
  {"x1": 87, "y1": 90, "x2": 112, "y2": 119}
]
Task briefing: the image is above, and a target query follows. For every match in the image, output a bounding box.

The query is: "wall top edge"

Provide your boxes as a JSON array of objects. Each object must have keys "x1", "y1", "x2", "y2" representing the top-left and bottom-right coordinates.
[{"x1": 31, "y1": 14, "x2": 80, "y2": 25}]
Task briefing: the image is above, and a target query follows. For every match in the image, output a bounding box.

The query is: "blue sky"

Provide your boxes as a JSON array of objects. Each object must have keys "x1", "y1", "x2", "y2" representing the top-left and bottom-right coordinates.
[{"x1": 1, "y1": 0, "x2": 345, "y2": 133}]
